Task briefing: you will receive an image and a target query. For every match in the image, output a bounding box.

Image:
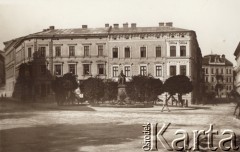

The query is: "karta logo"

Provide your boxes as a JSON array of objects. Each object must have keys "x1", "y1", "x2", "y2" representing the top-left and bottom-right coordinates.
[{"x1": 142, "y1": 123, "x2": 239, "y2": 151}]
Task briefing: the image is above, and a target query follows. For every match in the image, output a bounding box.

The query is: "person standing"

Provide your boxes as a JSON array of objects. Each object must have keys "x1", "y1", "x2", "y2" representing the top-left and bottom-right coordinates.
[{"x1": 161, "y1": 92, "x2": 170, "y2": 112}]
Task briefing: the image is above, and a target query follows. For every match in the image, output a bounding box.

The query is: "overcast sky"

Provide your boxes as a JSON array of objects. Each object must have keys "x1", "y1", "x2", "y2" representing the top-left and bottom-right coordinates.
[{"x1": 0, "y1": 0, "x2": 239, "y2": 65}]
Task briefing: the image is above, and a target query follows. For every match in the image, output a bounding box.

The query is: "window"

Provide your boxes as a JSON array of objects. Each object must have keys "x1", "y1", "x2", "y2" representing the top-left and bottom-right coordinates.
[
  {"x1": 140, "y1": 47, "x2": 146, "y2": 58},
  {"x1": 211, "y1": 68, "x2": 214, "y2": 74},
  {"x1": 55, "y1": 46, "x2": 61, "y2": 57},
  {"x1": 221, "y1": 68, "x2": 223, "y2": 74},
  {"x1": 170, "y1": 66, "x2": 176, "y2": 76},
  {"x1": 216, "y1": 68, "x2": 219, "y2": 74},
  {"x1": 40, "y1": 65, "x2": 46, "y2": 75},
  {"x1": 98, "y1": 64, "x2": 104, "y2": 75},
  {"x1": 84, "y1": 46, "x2": 90, "y2": 57},
  {"x1": 98, "y1": 45, "x2": 103, "y2": 56},
  {"x1": 140, "y1": 66, "x2": 147, "y2": 76},
  {"x1": 112, "y1": 66, "x2": 118, "y2": 77},
  {"x1": 180, "y1": 65, "x2": 186, "y2": 75},
  {"x1": 28, "y1": 48, "x2": 32, "y2": 58},
  {"x1": 69, "y1": 64, "x2": 76, "y2": 75},
  {"x1": 156, "y1": 65, "x2": 162, "y2": 77},
  {"x1": 83, "y1": 64, "x2": 91, "y2": 75},
  {"x1": 156, "y1": 46, "x2": 161, "y2": 57},
  {"x1": 180, "y1": 46, "x2": 186, "y2": 57},
  {"x1": 226, "y1": 69, "x2": 228, "y2": 74},
  {"x1": 39, "y1": 47, "x2": 46, "y2": 57},
  {"x1": 55, "y1": 64, "x2": 62, "y2": 76},
  {"x1": 205, "y1": 77, "x2": 208, "y2": 82},
  {"x1": 229, "y1": 85, "x2": 232, "y2": 90},
  {"x1": 229, "y1": 69, "x2": 232, "y2": 74},
  {"x1": 124, "y1": 66, "x2": 130, "y2": 77},
  {"x1": 206, "y1": 68, "x2": 208, "y2": 74},
  {"x1": 125, "y1": 47, "x2": 130, "y2": 58},
  {"x1": 170, "y1": 46, "x2": 176, "y2": 57},
  {"x1": 69, "y1": 46, "x2": 75, "y2": 57},
  {"x1": 112, "y1": 48, "x2": 118, "y2": 58},
  {"x1": 212, "y1": 77, "x2": 214, "y2": 82}
]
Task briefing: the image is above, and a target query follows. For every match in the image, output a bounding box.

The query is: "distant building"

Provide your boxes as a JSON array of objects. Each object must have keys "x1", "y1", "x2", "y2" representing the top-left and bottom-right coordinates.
[
  {"x1": 3, "y1": 23, "x2": 202, "y2": 103},
  {"x1": 0, "y1": 50, "x2": 5, "y2": 85},
  {"x1": 234, "y1": 42, "x2": 240, "y2": 93},
  {"x1": 202, "y1": 54, "x2": 234, "y2": 98}
]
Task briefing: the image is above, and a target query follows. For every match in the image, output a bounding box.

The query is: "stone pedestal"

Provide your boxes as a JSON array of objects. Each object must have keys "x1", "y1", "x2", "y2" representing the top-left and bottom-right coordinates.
[{"x1": 118, "y1": 84, "x2": 127, "y2": 101}]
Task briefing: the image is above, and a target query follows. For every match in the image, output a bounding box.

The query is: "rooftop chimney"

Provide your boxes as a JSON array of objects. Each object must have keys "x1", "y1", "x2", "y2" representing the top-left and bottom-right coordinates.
[
  {"x1": 165, "y1": 22, "x2": 173, "y2": 27},
  {"x1": 222, "y1": 54, "x2": 225, "y2": 59},
  {"x1": 131, "y1": 23, "x2": 136, "y2": 28},
  {"x1": 82, "y1": 25, "x2": 88, "y2": 29},
  {"x1": 49, "y1": 26, "x2": 55, "y2": 30},
  {"x1": 113, "y1": 24, "x2": 119, "y2": 28},
  {"x1": 159, "y1": 22, "x2": 164, "y2": 27},
  {"x1": 123, "y1": 23, "x2": 128, "y2": 28},
  {"x1": 105, "y1": 23, "x2": 109, "y2": 27}
]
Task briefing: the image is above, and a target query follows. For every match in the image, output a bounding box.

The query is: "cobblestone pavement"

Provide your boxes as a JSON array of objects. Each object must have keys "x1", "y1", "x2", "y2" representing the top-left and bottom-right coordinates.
[{"x1": 0, "y1": 101, "x2": 239, "y2": 152}]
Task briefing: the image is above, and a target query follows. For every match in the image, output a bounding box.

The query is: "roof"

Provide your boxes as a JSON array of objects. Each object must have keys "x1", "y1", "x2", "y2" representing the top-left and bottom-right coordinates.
[
  {"x1": 202, "y1": 54, "x2": 233, "y2": 66},
  {"x1": 31, "y1": 27, "x2": 110, "y2": 37},
  {"x1": 3, "y1": 24, "x2": 194, "y2": 49},
  {"x1": 234, "y1": 42, "x2": 240, "y2": 56},
  {"x1": 109, "y1": 26, "x2": 191, "y2": 34}
]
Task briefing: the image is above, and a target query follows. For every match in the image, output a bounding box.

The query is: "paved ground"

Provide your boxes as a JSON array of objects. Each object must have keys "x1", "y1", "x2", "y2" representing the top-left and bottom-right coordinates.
[{"x1": 0, "y1": 101, "x2": 240, "y2": 152}]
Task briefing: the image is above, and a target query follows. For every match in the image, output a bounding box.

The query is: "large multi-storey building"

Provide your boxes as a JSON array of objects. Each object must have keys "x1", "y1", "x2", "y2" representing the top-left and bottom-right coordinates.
[
  {"x1": 202, "y1": 54, "x2": 233, "y2": 98},
  {"x1": 234, "y1": 42, "x2": 240, "y2": 93},
  {"x1": 4, "y1": 23, "x2": 202, "y2": 103}
]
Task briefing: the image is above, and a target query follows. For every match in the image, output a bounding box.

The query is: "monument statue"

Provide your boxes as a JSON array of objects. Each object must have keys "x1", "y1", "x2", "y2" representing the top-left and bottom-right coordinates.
[{"x1": 118, "y1": 70, "x2": 126, "y2": 85}]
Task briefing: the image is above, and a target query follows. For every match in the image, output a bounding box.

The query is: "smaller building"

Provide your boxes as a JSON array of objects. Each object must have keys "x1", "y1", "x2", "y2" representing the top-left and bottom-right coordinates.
[
  {"x1": 0, "y1": 50, "x2": 5, "y2": 85},
  {"x1": 202, "y1": 54, "x2": 233, "y2": 98},
  {"x1": 234, "y1": 42, "x2": 240, "y2": 93}
]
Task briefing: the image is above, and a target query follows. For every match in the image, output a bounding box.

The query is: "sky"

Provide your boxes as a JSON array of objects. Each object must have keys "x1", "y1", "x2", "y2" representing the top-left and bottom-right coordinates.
[{"x1": 0, "y1": 0, "x2": 240, "y2": 65}]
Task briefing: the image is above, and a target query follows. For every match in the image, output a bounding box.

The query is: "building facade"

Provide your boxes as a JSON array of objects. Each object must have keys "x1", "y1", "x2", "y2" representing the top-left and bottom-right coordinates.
[
  {"x1": 202, "y1": 54, "x2": 234, "y2": 98},
  {"x1": 234, "y1": 42, "x2": 240, "y2": 94},
  {"x1": 4, "y1": 23, "x2": 202, "y2": 103}
]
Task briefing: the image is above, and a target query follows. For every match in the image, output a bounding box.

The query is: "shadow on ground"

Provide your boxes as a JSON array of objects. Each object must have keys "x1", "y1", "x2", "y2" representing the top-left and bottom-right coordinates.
[
  {"x1": 0, "y1": 123, "x2": 142, "y2": 152},
  {"x1": 0, "y1": 100, "x2": 95, "y2": 113}
]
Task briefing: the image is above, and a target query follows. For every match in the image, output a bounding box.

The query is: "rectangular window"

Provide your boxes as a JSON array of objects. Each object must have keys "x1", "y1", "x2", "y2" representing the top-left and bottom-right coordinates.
[
  {"x1": 54, "y1": 64, "x2": 62, "y2": 76},
  {"x1": 40, "y1": 65, "x2": 46, "y2": 75},
  {"x1": 180, "y1": 46, "x2": 186, "y2": 57},
  {"x1": 125, "y1": 47, "x2": 130, "y2": 58},
  {"x1": 69, "y1": 46, "x2": 75, "y2": 57},
  {"x1": 98, "y1": 64, "x2": 104, "y2": 75},
  {"x1": 180, "y1": 65, "x2": 186, "y2": 75},
  {"x1": 211, "y1": 68, "x2": 214, "y2": 74},
  {"x1": 84, "y1": 46, "x2": 90, "y2": 57},
  {"x1": 112, "y1": 48, "x2": 118, "y2": 58},
  {"x1": 140, "y1": 66, "x2": 147, "y2": 76},
  {"x1": 156, "y1": 46, "x2": 161, "y2": 57},
  {"x1": 226, "y1": 69, "x2": 228, "y2": 74},
  {"x1": 98, "y1": 45, "x2": 103, "y2": 56},
  {"x1": 205, "y1": 77, "x2": 208, "y2": 82},
  {"x1": 229, "y1": 69, "x2": 232, "y2": 74},
  {"x1": 83, "y1": 64, "x2": 90, "y2": 75},
  {"x1": 212, "y1": 77, "x2": 214, "y2": 82},
  {"x1": 221, "y1": 68, "x2": 223, "y2": 74},
  {"x1": 112, "y1": 66, "x2": 118, "y2": 77},
  {"x1": 156, "y1": 65, "x2": 162, "y2": 77},
  {"x1": 124, "y1": 66, "x2": 130, "y2": 77},
  {"x1": 69, "y1": 64, "x2": 76, "y2": 75},
  {"x1": 216, "y1": 68, "x2": 219, "y2": 74},
  {"x1": 170, "y1": 46, "x2": 176, "y2": 57},
  {"x1": 206, "y1": 68, "x2": 208, "y2": 74},
  {"x1": 170, "y1": 66, "x2": 176, "y2": 76},
  {"x1": 140, "y1": 47, "x2": 146, "y2": 58},
  {"x1": 39, "y1": 47, "x2": 46, "y2": 57},
  {"x1": 28, "y1": 48, "x2": 32, "y2": 58},
  {"x1": 55, "y1": 46, "x2": 61, "y2": 57}
]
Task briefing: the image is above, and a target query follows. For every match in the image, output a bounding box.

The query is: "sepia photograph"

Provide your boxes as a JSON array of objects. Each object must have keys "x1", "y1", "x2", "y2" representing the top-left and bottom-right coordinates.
[{"x1": 0, "y1": 0, "x2": 240, "y2": 151}]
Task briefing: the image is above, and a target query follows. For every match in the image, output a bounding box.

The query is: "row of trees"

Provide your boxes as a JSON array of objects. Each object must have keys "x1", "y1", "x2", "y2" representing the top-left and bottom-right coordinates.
[{"x1": 52, "y1": 73, "x2": 193, "y2": 106}]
